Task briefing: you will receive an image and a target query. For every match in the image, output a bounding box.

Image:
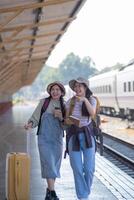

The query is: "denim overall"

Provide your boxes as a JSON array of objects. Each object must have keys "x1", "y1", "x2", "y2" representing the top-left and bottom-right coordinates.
[{"x1": 38, "y1": 112, "x2": 63, "y2": 178}]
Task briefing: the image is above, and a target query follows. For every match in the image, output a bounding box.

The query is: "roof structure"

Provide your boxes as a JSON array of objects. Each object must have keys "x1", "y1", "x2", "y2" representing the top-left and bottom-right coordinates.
[{"x1": 0, "y1": 0, "x2": 87, "y2": 96}]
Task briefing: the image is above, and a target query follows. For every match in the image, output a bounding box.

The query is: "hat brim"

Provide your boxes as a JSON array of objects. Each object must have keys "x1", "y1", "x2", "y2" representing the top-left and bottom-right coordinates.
[
  {"x1": 47, "y1": 82, "x2": 65, "y2": 96},
  {"x1": 69, "y1": 79, "x2": 92, "y2": 95},
  {"x1": 69, "y1": 79, "x2": 89, "y2": 91}
]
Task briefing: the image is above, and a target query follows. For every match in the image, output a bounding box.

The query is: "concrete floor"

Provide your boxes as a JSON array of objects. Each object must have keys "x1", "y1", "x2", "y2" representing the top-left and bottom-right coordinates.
[{"x1": 0, "y1": 104, "x2": 118, "y2": 200}]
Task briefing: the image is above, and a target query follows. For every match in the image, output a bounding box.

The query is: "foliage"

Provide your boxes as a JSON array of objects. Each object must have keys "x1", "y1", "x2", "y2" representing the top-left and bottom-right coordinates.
[
  {"x1": 13, "y1": 53, "x2": 99, "y2": 100},
  {"x1": 58, "y1": 53, "x2": 98, "y2": 84}
]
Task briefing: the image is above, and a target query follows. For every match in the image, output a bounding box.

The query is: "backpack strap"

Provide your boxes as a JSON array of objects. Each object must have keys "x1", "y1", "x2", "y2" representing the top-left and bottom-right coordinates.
[
  {"x1": 68, "y1": 96, "x2": 76, "y2": 116},
  {"x1": 91, "y1": 96, "x2": 101, "y2": 128},
  {"x1": 37, "y1": 97, "x2": 51, "y2": 135},
  {"x1": 42, "y1": 97, "x2": 50, "y2": 112},
  {"x1": 93, "y1": 96, "x2": 100, "y2": 115}
]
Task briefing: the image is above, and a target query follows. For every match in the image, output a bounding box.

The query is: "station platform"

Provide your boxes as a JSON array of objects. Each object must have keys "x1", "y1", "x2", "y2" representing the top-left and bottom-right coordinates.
[
  {"x1": 101, "y1": 115, "x2": 134, "y2": 145},
  {"x1": 0, "y1": 104, "x2": 133, "y2": 200}
]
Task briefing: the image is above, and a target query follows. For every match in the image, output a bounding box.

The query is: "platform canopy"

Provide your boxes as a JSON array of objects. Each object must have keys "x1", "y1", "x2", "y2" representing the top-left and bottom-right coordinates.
[{"x1": 0, "y1": 0, "x2": 86, "y2": 95}]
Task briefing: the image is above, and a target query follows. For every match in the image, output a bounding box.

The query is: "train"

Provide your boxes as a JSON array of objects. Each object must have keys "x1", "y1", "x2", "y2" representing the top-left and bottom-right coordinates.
[
  {"x1": 64, "y1": 63, "x2": 134, "y2": 121},
  {"x1": 89, "y1": 64, "x2": 134, "y2": 121}
]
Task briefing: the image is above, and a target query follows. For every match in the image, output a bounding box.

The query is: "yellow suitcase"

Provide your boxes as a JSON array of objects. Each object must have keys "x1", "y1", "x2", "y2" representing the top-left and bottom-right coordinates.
[{"x1": 6, "y1": 152, "x2": 30, "y2": 200}]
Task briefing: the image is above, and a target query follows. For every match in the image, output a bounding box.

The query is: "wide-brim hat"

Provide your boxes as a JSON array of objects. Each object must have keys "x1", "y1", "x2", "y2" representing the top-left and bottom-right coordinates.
[
  {"x1": 69, "y1": 77, "x2": 92, "y2": 95},
  {"x1": 47, "y1": 81, "x2": 65, "y2": 96}
]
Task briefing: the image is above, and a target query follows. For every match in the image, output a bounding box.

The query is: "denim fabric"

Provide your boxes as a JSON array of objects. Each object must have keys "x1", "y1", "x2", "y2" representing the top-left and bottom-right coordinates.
[
  {"x1": 38, "y1": 113, "x2": 63, "y2": 178},
  {"x1": 68, "y1": 133, "x2": 95, "y2": 199}
]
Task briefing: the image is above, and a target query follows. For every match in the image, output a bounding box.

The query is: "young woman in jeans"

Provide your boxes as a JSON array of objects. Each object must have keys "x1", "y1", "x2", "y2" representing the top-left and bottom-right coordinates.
[{"x1": 65, "y1": 77, "x2": 97, "y2": 200}]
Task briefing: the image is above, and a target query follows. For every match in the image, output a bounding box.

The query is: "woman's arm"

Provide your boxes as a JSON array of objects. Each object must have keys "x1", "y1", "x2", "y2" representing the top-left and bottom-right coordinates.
[
  {"x1": 84, "y1": 98, "x2": 96, "y2": 117},
  {"x1": 80, "y1": 96, "x2": 96, "y2": 117},
  {"x1": 24, "y1": 99, "x2": 45, "y2": 129}
]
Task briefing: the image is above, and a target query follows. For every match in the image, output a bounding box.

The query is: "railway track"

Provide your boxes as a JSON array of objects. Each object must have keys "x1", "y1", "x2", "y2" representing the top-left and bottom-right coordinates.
[{"x1": 97, "y1": 132, "x2": 134, "y2": 178}]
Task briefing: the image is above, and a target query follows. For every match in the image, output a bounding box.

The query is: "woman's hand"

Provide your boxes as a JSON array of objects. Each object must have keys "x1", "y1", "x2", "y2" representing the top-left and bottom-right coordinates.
[
  {"x1": 76, "y1": 96, "x2": 95, "y2": 117},
  {"x1": 54, "y1": 109, "x2": 63, "y2": 121},
  {"x1": 64, "y1": 117, "x2": 73, "y2": 125},
  {"x1": 76, "y1": 96, "x2": 87, "y2": 102},
  {"x1": 24, "y1": 122, "x2": 32, "y2": 130}
]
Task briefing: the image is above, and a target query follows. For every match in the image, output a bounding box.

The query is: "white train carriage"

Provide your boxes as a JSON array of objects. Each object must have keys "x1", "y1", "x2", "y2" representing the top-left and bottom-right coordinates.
[
  {"x1": 89, "y1": 70, "x2": 119, "y2": 115},
  {"x1": 89, "y1": 64, "x2": 134, "y2": 120},
  {"x1": 116, "y1": 65, "x2": 134, "y2": 119}
]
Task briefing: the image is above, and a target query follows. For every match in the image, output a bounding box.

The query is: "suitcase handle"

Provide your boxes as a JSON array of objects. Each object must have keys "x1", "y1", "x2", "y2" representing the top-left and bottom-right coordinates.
[
  {"x1": 15, "y1": 156, "x2": 22, "y2": 189},
  {"x1": 26, "y1": 130, "x2": 31, "y2": 155}
]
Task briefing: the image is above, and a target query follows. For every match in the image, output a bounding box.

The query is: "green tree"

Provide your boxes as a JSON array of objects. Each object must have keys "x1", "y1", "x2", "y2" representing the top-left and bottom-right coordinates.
[
  {"x1": 13, "y1": 53, "x2": 98, "y2": 100},
  {"x1": 58, "y1": 53, "x2": 98, "y2": 84}
]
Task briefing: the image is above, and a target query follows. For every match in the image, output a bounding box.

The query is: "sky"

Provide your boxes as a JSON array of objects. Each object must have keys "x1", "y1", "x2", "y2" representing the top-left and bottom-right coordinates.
[{"x1": 46, "y1": 0, "x2": 134, "y2": 70}]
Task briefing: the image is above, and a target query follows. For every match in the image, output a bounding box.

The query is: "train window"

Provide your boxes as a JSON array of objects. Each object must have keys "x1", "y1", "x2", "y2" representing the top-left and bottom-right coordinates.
[
  {"x1": 109, "y1": 85, "x2": 112, "y2": 93},
  {"x1": 104, "y1": 85, "x2": 106, "y2": 93},
  {"x1": 99, "y1": 86, "x2": 102, "y2": 93},
  {"x1": 124, "y1": 82, "x2": 126, "y2": 92},
  {"x1": 102, "y1": 86, "x2": 103, "y2": 93},
  {"x1": 99, "y1": 87, "x2": 101, "y2": 93},
  {"x1": 107, "y1": 85, "x2": 109, "y2": 93},
  {"x1": 104, "y1": 86, "x2": 105, "y2": 93},
  {"x1": 128, "y1": 81, "x2": 131, "y2": 92},
  {"x1": 106, "y1": 85, "x2": 108, "y2": 93},
  {"x1": 103, "y1": 86, "x2": 105, "y2": 93},
  {"x1": 101, "y1": 86, "x2": 103, "y2": 93},
  {"x1": 102, "y1": 86, "x2": 104, "y2": 93}
]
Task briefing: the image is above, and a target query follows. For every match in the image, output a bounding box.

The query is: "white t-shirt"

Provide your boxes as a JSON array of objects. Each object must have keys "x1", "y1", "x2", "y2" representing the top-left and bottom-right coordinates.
[{"x1": 66, "y1": 96, "x2": 97, "y2": 127}]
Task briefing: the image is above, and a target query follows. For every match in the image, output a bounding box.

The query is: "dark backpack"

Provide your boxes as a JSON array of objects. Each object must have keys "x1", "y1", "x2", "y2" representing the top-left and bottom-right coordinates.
[{"x1": 91, "y1": 96, "x2": 101, "y2": 139}]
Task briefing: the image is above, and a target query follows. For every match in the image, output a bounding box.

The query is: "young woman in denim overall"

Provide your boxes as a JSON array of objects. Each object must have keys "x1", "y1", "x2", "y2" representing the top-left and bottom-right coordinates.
[
  {"x1": 65, "y1": 77, "x2": 97, "y2": 200},
  {"x1": 25, "y1": 82, "x2": 65, "y2": 200}
]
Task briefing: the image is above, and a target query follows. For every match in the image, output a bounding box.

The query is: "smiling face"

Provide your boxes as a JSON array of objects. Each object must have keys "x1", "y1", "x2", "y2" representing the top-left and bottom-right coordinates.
[
  {"x1": 73, "y1": 82, "x2": 87, "y2": 97},
  {"x1": 50, "y1": 84, "x2": 63, "y2": 100}
]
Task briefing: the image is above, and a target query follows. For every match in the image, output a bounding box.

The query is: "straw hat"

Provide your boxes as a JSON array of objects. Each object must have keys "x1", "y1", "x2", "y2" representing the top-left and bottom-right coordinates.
[
  {"x1": 69, "y1": 77, "x2": 92, "y2": 94},
  {"x1": 47, "y1": 81, "x2": 65, "y2": 96}
]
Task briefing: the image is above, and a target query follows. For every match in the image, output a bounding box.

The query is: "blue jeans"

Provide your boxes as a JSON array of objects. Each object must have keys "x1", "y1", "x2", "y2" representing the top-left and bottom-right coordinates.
[{"x1": 68, "y1": 133, "x2": 95, "y2": 199}]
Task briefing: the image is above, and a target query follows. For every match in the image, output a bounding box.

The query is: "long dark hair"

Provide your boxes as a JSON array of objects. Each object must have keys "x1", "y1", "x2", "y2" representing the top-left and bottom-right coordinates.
[
  {"x1": 81, "y1": 84, "x2": 93, "y2": 116},
  {"x1": 60, "y1": 96, "x2": 66, "y2": 118}
]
